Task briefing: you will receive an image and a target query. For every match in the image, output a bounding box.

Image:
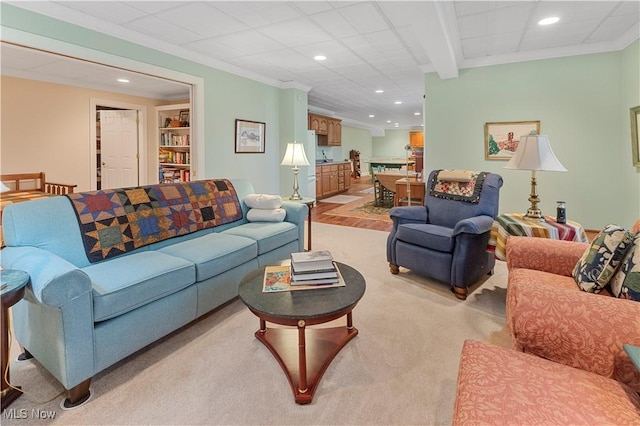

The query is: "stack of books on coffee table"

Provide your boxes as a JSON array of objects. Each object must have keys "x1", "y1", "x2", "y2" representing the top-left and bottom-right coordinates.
[{"x1": 290, "y1": 250, "x2": 339, "y2": 285}]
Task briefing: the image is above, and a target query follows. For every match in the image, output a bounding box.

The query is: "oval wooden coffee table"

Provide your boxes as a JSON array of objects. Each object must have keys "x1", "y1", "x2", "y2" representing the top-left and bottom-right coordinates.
[{"x1": 238, "y1": 262, "x2": 365, "y2": 404}]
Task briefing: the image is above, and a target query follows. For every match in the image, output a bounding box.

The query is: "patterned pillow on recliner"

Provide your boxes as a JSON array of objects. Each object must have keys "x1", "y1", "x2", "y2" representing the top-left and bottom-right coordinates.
[
  {"x1": 572, "y1": 224, "x2": 634, "y2": 293},
  {"x1": 610, "y1": 232, "x2": 640, "y2": 301}
]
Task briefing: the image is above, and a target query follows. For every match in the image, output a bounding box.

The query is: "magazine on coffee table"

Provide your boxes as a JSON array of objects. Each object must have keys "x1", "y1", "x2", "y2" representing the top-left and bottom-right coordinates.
[{"x1": 262, "y1": 264, "x2": 345, "y2": 293}]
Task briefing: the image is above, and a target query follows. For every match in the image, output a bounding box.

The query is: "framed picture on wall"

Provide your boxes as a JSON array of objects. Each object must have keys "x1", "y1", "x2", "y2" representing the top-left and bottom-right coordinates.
[
  {"x1": 631, "y1": 106, "x2": 640, "y2": 167},
  {"x1": 235, "y1": 119, "x2": 265, "y2": 153},
  {"x1": 484, "y1": 121, "x2": 540, "y2": 160}
]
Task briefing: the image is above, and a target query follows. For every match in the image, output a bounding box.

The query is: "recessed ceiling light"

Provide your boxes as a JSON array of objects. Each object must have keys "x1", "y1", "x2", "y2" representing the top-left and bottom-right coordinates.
[
  {"x1": 117, "y1": 78, "x2": 130, "y2": 83},
  {"x1": 314, "y1": 55, "x2": 327, "y2": 61},
  {"x1": 369, "y1": 114, "x2": 375, "y2": 118},
  {"x1": 394, "y1": 123, "x2": 399, "y2": 126},
  {"x1": 394, "y1": 101, "x2": 402, "y2": 105},
  {"x1": 386, "y1": 120, "x2": 392, "y2": 123},
  {"x1": 375, "y1": 89, "x2": 384, "y2": 93},
  {"x1": 538, "y1": 17, "x2": 559, "y2": 26},
  {"x1": 414, "y1": 112, "x2": 421, "y2": 116}
]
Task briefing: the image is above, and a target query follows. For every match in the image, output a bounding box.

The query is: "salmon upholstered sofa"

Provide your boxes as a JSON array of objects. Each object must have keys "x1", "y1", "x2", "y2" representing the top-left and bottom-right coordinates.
[{"x1": 453, "y1": 233, "x2": 640, "y2": 424}]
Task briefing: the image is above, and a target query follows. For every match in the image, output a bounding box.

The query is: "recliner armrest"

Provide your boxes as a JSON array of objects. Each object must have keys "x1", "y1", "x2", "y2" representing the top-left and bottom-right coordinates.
[
  {"x1": 452, "y1": 215, "x2": 494, "y2": 236},
  {"x1": 389, "y1": 206, "x2": 427, "y2": 224}
]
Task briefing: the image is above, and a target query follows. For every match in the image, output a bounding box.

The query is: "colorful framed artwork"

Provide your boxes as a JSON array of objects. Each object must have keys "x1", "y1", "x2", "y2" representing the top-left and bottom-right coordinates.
[
  {"x1": 484, "y1": 121, "x2": 540, "y2": 160},
  {"x1": 631, "y1": 106, "x2": 640, "y2": 167},
  {"x1": 235, "y1": 119, "x2": 265, "y2": 153}
]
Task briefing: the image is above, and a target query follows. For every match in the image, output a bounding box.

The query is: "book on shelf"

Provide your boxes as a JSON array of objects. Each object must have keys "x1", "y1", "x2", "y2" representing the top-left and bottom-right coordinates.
[
  {"x1": 290, "y1": 250, "x2": 334, "y2": 273},
  {"x1": 262, "y1": 264, "x2": 345, "y2": 293}
]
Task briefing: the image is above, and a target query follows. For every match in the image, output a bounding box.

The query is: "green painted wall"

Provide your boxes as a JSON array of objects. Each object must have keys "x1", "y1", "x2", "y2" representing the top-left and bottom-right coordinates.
[
  {"x1": 1, "y1": 4, "x2": 302, "y2": 194},
  {"x1": 425, "y1": 46, "x2": 640, "y2": 229},
  {"x1": 341, "y1": 126, "x2": 373, "y2": 176}
]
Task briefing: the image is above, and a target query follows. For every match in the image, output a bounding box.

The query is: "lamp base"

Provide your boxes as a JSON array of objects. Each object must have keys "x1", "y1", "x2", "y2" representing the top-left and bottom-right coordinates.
[
  {"x1": 523, "y1": 208, "x2": 546, "y2": 222},
  {"x1": 289, "y1": 192, "x2": 303, "y2": 201}
]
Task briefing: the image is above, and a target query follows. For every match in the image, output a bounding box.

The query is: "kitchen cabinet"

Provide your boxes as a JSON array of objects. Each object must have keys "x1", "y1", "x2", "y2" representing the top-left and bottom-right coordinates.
[
  {"x1": 409, "y1": 131, "x2": 424, "y2": 148},
  {"x1": 316, "y1": 162, "x2": 351, "y2": 199},
  {"x1": 308, "y1": 113, "x2": 328, "y2": 136},
  {"x1": 309, "y1": 113, "x2": 341, "y2": 146}
]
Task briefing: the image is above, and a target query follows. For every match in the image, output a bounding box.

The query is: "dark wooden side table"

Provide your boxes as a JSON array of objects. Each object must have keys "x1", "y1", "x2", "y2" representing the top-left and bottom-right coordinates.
[
  {"x1": 1, "y1": 269, "x2": 29, "y2": 411},
  {"x1": 238, "y1": 262, "x2": 365, "y2": 404},
  {"x1": 282, "y1": 196, "x2": 315, "y2": 251}
]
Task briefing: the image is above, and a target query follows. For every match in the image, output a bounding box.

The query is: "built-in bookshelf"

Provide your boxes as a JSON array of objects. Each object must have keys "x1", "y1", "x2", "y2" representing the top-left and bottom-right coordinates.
[{"x1": 156, "y1": 103, "x2": 191, "y2": 183}]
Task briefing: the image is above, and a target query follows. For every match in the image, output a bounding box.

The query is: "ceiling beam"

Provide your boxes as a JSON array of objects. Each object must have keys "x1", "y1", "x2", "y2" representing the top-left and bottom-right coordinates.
[{"x1": 411, "y1": 1, "x2": 459, "y2": 79}]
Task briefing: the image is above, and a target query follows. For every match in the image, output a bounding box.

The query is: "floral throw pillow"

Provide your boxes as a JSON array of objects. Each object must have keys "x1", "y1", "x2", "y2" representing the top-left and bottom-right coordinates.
[
  {"x1": 610, "y1": 233, "x2": 640, "y2": 301},
  {"x1": 572, "y1": 224, "x2": 634, "y2": 293}
]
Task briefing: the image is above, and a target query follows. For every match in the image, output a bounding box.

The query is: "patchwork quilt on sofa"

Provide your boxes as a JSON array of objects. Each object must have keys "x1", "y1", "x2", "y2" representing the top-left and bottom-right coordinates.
[{"x1": 65, "y1": 179, "x2": 242, "y2": 262}]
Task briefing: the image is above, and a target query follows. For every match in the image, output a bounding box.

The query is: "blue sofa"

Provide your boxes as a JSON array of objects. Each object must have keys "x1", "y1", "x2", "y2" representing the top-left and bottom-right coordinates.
[{"x1": 0, "y1": 178, "x2": 306, "y2": 408}]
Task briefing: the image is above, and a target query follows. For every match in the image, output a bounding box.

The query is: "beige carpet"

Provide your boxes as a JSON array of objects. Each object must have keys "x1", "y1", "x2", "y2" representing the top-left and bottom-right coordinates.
[{"x1": 5, "y1": 223, "x2": 511, "y2": 425}]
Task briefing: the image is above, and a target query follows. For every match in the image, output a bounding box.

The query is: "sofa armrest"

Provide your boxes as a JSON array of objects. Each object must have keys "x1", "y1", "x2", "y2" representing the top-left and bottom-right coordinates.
[
  {"x1": 1, "y1": 246, "x2": 91, "y2": 307},
  {"x1": 507, "y1": 271, "x2": 640, "y2": 392},
  {"x1": 280, "y1": 201, "x2": 308, "y2": 224},
  {"x1": 506, "y1": 236, "x2": 588, "y2": 277}
]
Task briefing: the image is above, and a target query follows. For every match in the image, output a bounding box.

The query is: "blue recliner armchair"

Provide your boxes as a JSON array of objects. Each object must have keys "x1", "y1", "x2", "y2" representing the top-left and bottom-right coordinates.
[{"x1": 386, "y1": 170, "x2": 503, "y2": 299}]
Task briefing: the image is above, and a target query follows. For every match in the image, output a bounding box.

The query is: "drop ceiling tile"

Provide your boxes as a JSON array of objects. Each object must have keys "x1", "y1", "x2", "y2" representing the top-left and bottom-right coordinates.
[
  {"x1": 215, "y1": 30, "x2": 285, "y2": 55},
  {"x1": 532, "y1": 1, "x2": 618, "y2": 25},
  {"x1": 337, "y1": 2, "x2": 389, "y2": 34},
  {"x1": 310, "y1": 9, "x2": 360, "y2": 39},
  {"x1": 258, "y1": 19, "x2": 332, "y2": 47},
  {"x1": 588, "y1": 14, "x2": 640, "y2": 42},
  {"x1": 341, "y1": 35, "x2": 378, "y2": 56},
  {"x1": 211, "y1": 2, "x2": 301, "y2": 26},
  {"x1": 124, "y1": 15, "x2": 202, "y2": 44},
  {"x1": 184, "y1": 38, "x2": 243, "y2": 59},
  {"x1": 492, "y1": 3, "x2": 534, "y2": 34},
  {"x1": 154, "y1": 3, "x2": 248, "y2": 38},
  {"x1": 458, "y1": 11, "x2": 490, "y2": 39},
  {"x1": 127, "y1": 1, "x2": 183, "y2": 14},
  {"x1": 55, "y1": 1, "x2": 146, "y2": 24},
  {"x1": 613, "y1": 1, "x2": 640, "y2": 16},
  {"x1": 293, "y1": 1, "x2": 335, "y2": 15}
]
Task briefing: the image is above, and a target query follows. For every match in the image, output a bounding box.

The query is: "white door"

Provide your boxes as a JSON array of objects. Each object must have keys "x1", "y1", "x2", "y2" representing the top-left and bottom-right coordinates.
[{"x1": 100, "y1": 110, "x2": 139, "y2": 189}]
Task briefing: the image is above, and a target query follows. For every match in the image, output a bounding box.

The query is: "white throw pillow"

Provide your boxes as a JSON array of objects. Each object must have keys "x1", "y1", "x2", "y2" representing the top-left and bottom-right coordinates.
[
  {"x1": 245, "y1": 194, "x2": 282, "y2": 210},
  {"x1": 246, "y1": 208, "x2": 286, "y2": 222}
]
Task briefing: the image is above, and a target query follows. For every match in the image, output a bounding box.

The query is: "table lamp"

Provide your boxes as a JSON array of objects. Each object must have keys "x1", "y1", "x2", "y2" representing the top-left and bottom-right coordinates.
[
  {"x1": 503, "y1": 134, "x2": 567, "y2": 221},
  {"x1": 281, "y1": 142, "x2": 310, "y2": 200}
]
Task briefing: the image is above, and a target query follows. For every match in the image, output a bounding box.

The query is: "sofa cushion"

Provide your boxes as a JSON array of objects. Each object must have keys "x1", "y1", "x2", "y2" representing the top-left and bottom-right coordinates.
[
  {"x1": 396, "y1": 223, "x2": 454, "y2": 253},
  {"x1": 572, "y1": 224, "x2": 634, "y2": 293},
  {"x1": 453, "y1": 340, "x2": 640, "y2": 425},
  {"x1": 82, "y1": 251, "x2": 196, "y2": 322},
  {"x1": 157, "y1": 233, "x2": 257, "y2": 281},
  {"x1": 220, "y1": 222, "x2": 298, "y2": 255},
  {"x1": 610, "y1": 233, "x2": 640, "y2": 301}
]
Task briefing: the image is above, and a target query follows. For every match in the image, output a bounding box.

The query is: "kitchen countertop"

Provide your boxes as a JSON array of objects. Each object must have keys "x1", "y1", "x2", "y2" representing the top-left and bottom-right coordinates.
[{"x1": 315, "y1": 160, "x2": 351, "y2": 165}]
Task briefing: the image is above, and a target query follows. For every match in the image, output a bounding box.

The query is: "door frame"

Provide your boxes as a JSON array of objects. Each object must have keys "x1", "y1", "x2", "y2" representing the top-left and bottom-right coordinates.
[{"x1": 92, "y1": 102, "x2": 146, "y2": 189}]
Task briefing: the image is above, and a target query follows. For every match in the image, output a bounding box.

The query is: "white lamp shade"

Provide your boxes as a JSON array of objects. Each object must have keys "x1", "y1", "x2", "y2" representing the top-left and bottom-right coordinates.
[
  {"x1": 0, "y1": 182, "x2": 9, "y2": 193},
  {"x1": 280, "y1": 142, "x2": 310, "y2": 167},
  {"x1": 504, "y1": 135, "x2": 567, "y2": 172}
]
